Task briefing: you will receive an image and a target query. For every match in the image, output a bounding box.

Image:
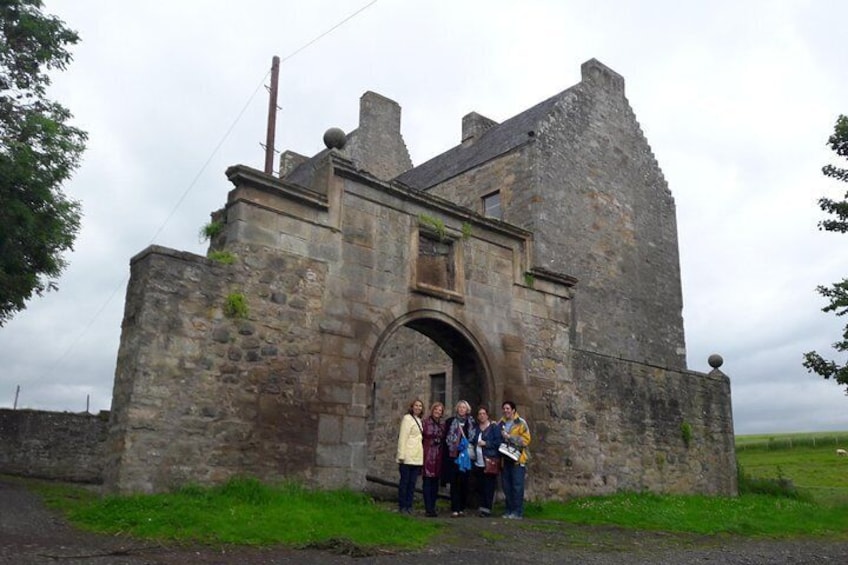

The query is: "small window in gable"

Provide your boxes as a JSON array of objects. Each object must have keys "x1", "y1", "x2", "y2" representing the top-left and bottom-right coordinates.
[{"x1": 483, "y1": 191, "x2": 502, "y2": 220}]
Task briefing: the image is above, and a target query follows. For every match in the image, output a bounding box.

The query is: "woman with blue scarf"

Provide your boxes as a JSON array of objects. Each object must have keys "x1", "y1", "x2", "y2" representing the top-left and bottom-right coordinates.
[{"x1": 442, "y1": 400, "x2": 476, "y2": 517}]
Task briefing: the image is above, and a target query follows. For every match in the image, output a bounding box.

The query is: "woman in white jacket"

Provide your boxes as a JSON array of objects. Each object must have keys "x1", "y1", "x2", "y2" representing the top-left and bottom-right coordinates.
[{"x1": 396, "y1": 399, "x2": 424, "y2": 514}]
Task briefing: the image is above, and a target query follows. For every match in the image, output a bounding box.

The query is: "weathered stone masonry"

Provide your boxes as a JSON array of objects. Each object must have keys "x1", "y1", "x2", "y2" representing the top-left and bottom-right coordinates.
[
  {"x1": 0, "y1": 409, "x2": 108, "y2": 483},
  {"x1": 102, "y1": 58, "x2": 737, "y2": 497}
]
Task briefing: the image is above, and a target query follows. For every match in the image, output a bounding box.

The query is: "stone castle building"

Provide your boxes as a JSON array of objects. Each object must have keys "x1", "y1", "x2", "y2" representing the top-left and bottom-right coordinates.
[{"x1": 103, "y1": 59, "x2": 736, "y2": 497}]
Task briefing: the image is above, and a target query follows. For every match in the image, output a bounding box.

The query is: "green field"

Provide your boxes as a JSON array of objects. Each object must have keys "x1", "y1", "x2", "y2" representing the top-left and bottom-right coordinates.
[{"x1": 736, "y1": 431, "x2": 848, "y2": 505}]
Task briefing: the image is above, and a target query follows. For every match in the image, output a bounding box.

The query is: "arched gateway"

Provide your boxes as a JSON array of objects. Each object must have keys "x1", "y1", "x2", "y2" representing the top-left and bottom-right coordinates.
[
  {"x1": 104, "y1": 60, "x2": 737, "y2": 498},
  {"x1": 367, "y1": 310, "x2": 494, "y2": 485}
]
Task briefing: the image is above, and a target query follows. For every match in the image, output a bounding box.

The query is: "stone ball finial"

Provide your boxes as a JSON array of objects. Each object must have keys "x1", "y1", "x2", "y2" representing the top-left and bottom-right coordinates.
[
  {"x1": 708, "y1": 354, "x2": 724, "y2": 369},
  {"x1": 323, "y1": 127, "x2": 346, "y2": 150}
]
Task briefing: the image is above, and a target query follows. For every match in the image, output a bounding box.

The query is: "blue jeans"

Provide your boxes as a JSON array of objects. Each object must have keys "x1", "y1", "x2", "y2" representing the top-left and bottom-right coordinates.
[
  {"x1": 398, "y1": 464, "x2": 421, "y2": 511},
  {"x1": 501, "y1": 461, "x2": 526, "y2": 517}
]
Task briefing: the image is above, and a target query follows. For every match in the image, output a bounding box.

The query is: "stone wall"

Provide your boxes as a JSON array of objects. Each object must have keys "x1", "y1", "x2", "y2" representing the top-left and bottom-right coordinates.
[
  {"x1": 0, "y1": 409, "x2": 108, "y2": 483},
  {"x1": 528, "y1": 350, "x2": 737, "y2": 497},
  {"x1": 531, "y1": 61, "x2": 685, "y2": 370},
  {"x1": 105, "y1": 157, "x2": 581, "y2": 494},
  {"x1": 104, "y1": 244, "x2": 327, "y2": 493}
]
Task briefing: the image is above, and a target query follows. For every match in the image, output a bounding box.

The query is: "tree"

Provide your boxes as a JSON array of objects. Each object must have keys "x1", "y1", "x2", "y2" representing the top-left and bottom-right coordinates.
[
  {"x1": 803, "y1": 115, "x2": 848, "y2": 393},
  {"x1": 0, "y1": 0, "x2": 86, "y2": 326}
]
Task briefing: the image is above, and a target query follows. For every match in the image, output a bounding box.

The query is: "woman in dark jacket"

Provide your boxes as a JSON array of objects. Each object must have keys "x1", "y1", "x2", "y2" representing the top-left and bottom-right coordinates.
[
  {"x1": 470, "y1": 406, "x2": 502, "y2": 517},
  {"x1": 442, "y1": 400, "x2": 475, "y2": 517},
  {"x1": 421, "y1": 402, "x2": 445, "y2": 517}
]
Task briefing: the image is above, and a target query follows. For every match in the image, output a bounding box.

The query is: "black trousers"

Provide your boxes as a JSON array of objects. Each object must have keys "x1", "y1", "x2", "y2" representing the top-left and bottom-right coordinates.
[{"x1": 450, "y1": 470, "x2": 470, "y2": 512}]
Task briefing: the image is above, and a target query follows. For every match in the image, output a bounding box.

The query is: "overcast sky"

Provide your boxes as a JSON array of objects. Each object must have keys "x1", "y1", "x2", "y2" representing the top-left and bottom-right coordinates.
[{"x1": 1, "y1": 0, "x2": 846, "y2": 435}]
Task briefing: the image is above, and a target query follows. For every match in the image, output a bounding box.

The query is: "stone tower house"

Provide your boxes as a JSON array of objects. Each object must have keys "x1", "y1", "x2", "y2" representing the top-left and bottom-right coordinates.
[
  {"x1": 400, "y1": 60, "x2": 684, "y2": 369},
  {"x1": 104, "y1": 59, "x2": 736, "y2": 497}
]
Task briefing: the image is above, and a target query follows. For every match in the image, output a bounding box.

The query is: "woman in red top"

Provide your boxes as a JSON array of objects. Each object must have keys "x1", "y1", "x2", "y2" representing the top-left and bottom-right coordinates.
[{"x1": 421, "y1": 402, "x2": 445, "y2": 517}]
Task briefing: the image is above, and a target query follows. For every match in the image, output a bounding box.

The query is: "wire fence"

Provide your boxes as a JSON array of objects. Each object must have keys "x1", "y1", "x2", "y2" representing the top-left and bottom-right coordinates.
[{"x1": 736, "y1": 433, "x2": 848, "y2": 451}]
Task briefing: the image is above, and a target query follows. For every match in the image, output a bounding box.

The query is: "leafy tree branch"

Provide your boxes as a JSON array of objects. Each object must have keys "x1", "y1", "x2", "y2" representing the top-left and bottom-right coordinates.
[
  {"x1": 0, "y1": 0, "x2": 87, "y2": 325},
  {"x1": 803, "y1": 115, "x2": 848, "y2": 392}
]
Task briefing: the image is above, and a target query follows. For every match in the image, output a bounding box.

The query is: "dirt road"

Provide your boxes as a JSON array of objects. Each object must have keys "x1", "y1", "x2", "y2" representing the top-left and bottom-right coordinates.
[{"x1": 1, "y1": 479, "x2": 846, "y2": 564}]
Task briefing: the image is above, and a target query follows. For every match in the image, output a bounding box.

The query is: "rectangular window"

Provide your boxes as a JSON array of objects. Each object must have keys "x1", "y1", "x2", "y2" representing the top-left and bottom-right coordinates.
[
  {"x1": 430, "y1": 372, "x2": 446, "y2": 406},
  {"x1": 483, "y1": 191, "x2": 502, "y2": 220},
  {"x1": 417, "y1": 234, "x2": 455, "y2": 290},
  {"x1": 412, "y1": 218, "x2": 465, "y2": 302}
]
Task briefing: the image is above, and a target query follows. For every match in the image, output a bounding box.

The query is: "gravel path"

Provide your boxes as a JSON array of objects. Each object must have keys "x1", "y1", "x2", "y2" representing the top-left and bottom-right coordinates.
[{"x1": 2, "y1": 479, "x2": 847, "y2": 564}]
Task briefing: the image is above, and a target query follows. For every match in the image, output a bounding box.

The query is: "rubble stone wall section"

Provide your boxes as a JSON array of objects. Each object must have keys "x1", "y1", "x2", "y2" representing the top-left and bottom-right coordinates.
[
  {"x1": 104, "y1": 244, "x2": 327, "y2": 494},
  {"x1": 0, "y1": 409, "x2": 108, "y2": 483},
  {"x1": 528, "y1": 349, "x2": 737, "y2": 498}
]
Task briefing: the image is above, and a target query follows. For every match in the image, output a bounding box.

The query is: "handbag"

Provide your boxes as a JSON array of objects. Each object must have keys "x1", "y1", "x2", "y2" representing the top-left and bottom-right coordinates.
[
  {"x1": 483, "y1": 456, "x2": 500, "y2": 475},
  {"x1": 456, "y1": 437, "x2": 472, "y2": 471},
  {"x1": 498, "y1": 442, "x2": 521, "y2": 462}
]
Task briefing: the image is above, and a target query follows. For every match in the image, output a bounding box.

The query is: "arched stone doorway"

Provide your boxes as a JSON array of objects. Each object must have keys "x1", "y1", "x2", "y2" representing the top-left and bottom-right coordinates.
[{"x1": 365, "y1": 311, "x2": 493, "y2": 488}]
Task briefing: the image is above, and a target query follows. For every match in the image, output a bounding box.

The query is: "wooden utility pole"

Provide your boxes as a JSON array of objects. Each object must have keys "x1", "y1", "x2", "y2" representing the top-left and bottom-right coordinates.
[{"x1": 264, "y1": 55, "x2": 280, "y2": 174}]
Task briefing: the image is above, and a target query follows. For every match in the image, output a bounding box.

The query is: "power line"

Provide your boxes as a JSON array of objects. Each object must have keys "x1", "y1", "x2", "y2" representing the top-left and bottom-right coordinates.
[
  {"x1": 278, "y1": 0, "x2": 379, "y2": 65},
  {"x1": 32, "y1": 0, "x2": 381, "y2": 389}
]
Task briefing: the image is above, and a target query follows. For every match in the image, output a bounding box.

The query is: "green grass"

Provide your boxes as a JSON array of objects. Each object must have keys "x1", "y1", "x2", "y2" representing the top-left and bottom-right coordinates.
[
  {"x1": 528, "y1": 492, "x2": 848, "y2": 538},
  {"x1": 35, "y1": 477, "x2": 439, "y2": 550},
  {"x1": 736, "y1": 431, "x2": 848, "y2": 506},
  {"x1": 13, "y1": 432, "x2": 848, "y2": 548},
  {"x1": 525, "y1": 431, "x2": 848, "y2": 539}
]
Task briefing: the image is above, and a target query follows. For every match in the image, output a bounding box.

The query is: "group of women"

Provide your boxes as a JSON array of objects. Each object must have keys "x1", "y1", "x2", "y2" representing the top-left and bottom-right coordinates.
[{"x1": 395, "y1": 398, "x2": 531, "y2": 519}]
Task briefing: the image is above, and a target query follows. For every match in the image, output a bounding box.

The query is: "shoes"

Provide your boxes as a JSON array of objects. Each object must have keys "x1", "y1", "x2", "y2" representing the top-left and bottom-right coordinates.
[
  {"x1": 502, "y1": 513, "x2": 514, "y2": 519},
  {"x1": 478, "y1": 511, "x2": 490, "y2": 517},
  {"x1": 451, "y1": 511, "x2": 460, "y2": 517},
  {"x1": 425, "y1": 511, "x2": 438, "y2": 517}
]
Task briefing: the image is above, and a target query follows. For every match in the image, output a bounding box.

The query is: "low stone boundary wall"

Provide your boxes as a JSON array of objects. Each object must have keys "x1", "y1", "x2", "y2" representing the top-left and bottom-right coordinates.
[{"x1": 0, "y1": 408, "x2": 108, "y2": 483}]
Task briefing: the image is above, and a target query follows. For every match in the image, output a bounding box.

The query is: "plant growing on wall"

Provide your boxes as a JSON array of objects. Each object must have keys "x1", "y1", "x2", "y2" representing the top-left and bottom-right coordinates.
[
  {"x1": 224, "y1": 292, "x2": 248, "y2": 319},
  {"x1": 523, "y1": 272, "x2": 536, "y2": 288},
  {"x1": 680, "y1": 421, "x2": 693, "y2": 448},
  {"x1": 199, "y1": 220, "x2": 224, "y2": 242},
  {"x1": 208, "y1": 250, "x2": 235, "y2": 265},
  {"x1": 419, "y1": 213, "x2": 447, "y2": 241},
  {"x1": 461, "y1": 222, "x2": 473, "y2": 239}
]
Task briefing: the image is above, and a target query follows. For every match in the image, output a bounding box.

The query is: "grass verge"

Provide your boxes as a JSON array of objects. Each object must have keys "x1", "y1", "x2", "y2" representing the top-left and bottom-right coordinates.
[
  {"x1": 30, "y1": 477, "x2": 440, "y2": 550},
  {"x1": 527, "y1": 491, "x2": 848, "y2": 538}
]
